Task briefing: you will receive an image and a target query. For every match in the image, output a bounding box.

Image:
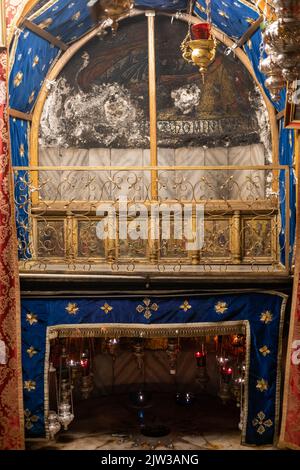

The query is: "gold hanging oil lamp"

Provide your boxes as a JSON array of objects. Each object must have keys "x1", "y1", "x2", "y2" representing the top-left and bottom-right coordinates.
[
  {"x1": 88, "y1": 0, "x2": 134, "y2": 34},
  {"x1": 181, "y1": 0, "x2": 217, "y2": 80}
]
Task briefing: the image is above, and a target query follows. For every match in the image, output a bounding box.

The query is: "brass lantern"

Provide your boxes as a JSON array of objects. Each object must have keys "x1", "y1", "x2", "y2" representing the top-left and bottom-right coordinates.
[
  {"x1": 181, "y1": 0, "x2": 217, "y2": 78},
  {"x1": 259, "y1": 53, "x2": 286, "y2": 101},
  {"x1": 88, "y1": 0, "x2": 134, "y2": 34},
  {"x1": 187, "y1": 35, "x2": 217, "y2": 76}
]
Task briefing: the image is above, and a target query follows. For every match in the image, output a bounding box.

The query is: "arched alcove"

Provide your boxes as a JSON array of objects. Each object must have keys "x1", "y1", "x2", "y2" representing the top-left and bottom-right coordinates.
[{"x1": 9, "y1": 10, "x2": 288, "y2": 273}]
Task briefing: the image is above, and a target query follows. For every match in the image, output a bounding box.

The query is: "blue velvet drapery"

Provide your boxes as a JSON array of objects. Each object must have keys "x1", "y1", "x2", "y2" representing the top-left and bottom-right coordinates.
[
  {"x1": 9, "y1": 117, "x2": 31, "y2": 259},
  {"x1": 21, "y1": 291, "x2": 286, "y2": 445}
]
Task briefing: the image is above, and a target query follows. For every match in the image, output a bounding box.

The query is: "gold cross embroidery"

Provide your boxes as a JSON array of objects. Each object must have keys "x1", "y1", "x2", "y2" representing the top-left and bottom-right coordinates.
[
  {"x1": 24, "y1": 409, "x2": 39, "y2": 430},
  {"x1": 252, "y1": 411, "x2": 273, "y2": 435},
  {"x1": 180, "y1": 300, "x2": 192, "y2": 312},
  {"x1": 101, "y1": 302, "x2": 113, "y2": 314},
  {"x1": 259, "y1": 345, "x2": 271, "y2": 357},
  {"x1": 136, "y1": 298, "x2": 158, "y2": 320},
  {"x1": 27, "y1": 346, "x2": 38, "y2": 358}
]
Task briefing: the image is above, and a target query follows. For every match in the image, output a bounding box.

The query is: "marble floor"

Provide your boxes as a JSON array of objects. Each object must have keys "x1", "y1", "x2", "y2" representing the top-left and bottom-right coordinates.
[{"x1": 26, "y1": 393, "x2": 277, "y2": 451}]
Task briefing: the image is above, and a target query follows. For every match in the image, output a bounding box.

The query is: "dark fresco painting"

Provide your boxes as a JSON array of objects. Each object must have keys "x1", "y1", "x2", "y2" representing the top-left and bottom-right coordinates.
[{"x1": 40, "y1": 15, "x2": 270, "y2": 149}]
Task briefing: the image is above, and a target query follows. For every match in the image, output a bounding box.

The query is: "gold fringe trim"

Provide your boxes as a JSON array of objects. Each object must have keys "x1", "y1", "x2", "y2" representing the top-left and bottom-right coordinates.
[
  {"x1": 6, "y1": 65, "x2": 25, "y2": 448},
  {"x1": 273, "y1": 295, "x2": 288, "y2": 445},
  {"x1": 241, "y1": 320, "x2": 251, "y2": 446},
  {"x1": 47, "y1": 321, "x2": 247, "y2": 339}
]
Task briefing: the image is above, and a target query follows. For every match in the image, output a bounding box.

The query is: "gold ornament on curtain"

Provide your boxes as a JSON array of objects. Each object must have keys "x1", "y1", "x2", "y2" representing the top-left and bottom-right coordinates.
[
  {"x1": 181, "y1": 0, "x2": 217, "y2": 80},
  {"x1": 88, "y1": 0, "x2": 134, "y2": 34}
]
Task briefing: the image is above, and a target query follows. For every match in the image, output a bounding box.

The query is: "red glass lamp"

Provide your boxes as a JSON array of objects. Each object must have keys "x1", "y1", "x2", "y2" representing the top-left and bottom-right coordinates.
[
  {"x1": 195, "y1": 350, "x2": 207, "y2": 367},
  {"x1": 221, "y1": 366, "x2": 233, "y2": 384},
  {"x1": 191, "y1": 23, "x2": 212, "y2": 40}
]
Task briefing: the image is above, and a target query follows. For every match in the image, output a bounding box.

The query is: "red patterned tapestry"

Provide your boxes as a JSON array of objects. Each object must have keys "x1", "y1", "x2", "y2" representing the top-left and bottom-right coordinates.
[
  {"x1": 279, "y1": 270, "x2": 300, "y2": 449},
  {"x1": 0, "y1": 2, "x2": 24, "y2": 450}
]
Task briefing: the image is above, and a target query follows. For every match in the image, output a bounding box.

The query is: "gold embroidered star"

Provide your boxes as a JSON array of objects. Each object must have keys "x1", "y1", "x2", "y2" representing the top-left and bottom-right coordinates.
[
  {"x1": 256, "y1": 378, "x2": 268, "y2": 392},
  {"x1": 27, "y1": 346, "x2": 38, "y2": 358},
  {"x1": 101, "y1": 302, "x2": 113, "y2": 314},
  {"x1": 260, "y1": 310, "x2": 273, "y2": 324},
  {"x1": 24, "y1": 380, "x2": 36, "y2": 392},
  {"x1": 26, "y1": 312, "x2": 38, "y2": 325},
  {"x1": 180, "y1": 300, "x2": 192, "y2": 312},
  {"x1": 136, "y1": 298, "x2": 158, "y2": 320},
  {"x1": 32, "y1": 55, "x2": 39, "y2": 67},
  {"x1": 65, "y1": 302, "x2": 79, "y2": 315},
  {"x1": 13, "y1": 71, "x2": 23, "y2": 87},
  {"x1": 218, "y1": 10, "x2": 229, "y2": 19},
  {"x1": 215, "y1": 301, "x2": 228, "y2": 314},
  {"x1": 24, "y1": 409, "x2": 39, "y2": 430},
  {"x1": 38, "y1": 18, "x2": 53, "y2": 29},
  {"x1": 259, "y1": 345, "x2": 271, "y2": 357},
  {"x1": 28, "y1": 91, "x2": 35, "y2": 104},
  {"x1": 72, "y1": 11, "x2": 81, "y2": 21},
  {"x1": 252, "y1": 411, "x2": 273, "y2": 435},
  {"x1": 19, "y1": 143, "x2": 25, "y2": 158}
]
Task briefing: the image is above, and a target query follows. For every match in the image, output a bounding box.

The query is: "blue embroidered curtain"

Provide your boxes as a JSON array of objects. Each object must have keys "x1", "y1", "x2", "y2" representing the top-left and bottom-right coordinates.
[
  {"x1": 21, "y1": 291, "x2": 286, "y2": 445},
  {"x1": 9, "y1": 117, "x2": 31, "y2": 259}
]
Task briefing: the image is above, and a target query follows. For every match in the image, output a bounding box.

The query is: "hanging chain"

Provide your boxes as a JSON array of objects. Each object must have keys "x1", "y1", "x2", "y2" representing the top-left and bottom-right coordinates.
[
  {"x1": 187, "y1": 0, "x2": 194, "y2": 36},
  {"x1": 206, "y1": 0, "x2": 212, "y2": 25},
  {"x1": 180, "y1": 0, "x2": 194, "y2": 63}
]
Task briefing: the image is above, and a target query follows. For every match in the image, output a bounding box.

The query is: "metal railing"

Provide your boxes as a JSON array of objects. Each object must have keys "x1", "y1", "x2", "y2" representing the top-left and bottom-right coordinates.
[{"x1": 12, "y1": 165, "x2": 290, "y2": 275}]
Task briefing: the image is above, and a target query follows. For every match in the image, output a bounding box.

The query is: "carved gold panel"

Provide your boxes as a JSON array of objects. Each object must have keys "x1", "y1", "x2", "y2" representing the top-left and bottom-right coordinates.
[
  {"x1": 77, "y1": 219, "x2": 106, "y2": 259},
  {"x1": 242, "y1": 218, "x2": 274, "y2": 260},
  {"x1": 201, "y1": 218, "x2": 230, "y2": 259},
  {"x1": 36, "y1": 218, "x2": 65, "y2": 258}
]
